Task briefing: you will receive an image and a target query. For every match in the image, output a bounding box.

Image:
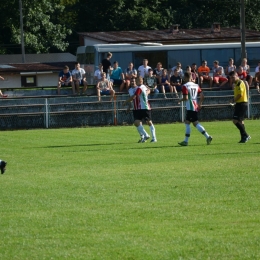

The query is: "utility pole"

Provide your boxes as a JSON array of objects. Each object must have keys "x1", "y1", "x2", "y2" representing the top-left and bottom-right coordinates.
[
  {"x1": 19, "y1": 0, "x2": 26, "y2": 63},
  {"x1": 240, "y1": 0, "x2": 246, "y2": 60}
]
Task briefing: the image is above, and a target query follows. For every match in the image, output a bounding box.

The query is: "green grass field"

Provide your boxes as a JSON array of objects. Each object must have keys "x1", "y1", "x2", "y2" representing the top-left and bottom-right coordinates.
[{"x1": 1, "y1": 120, "x2": 259, "y2": 260}]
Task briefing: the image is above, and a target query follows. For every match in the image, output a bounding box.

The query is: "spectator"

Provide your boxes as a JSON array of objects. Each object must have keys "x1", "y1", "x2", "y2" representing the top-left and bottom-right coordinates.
[
  {"x1": 197, "y1": 60, "x2": 213, "y2": 88},
  {"x1": 138, "y1": 59, "x2": 151, "y2": 79},
  {"x1": 255, "y1": 61, "x2": 260, "y2": 74},
  {"x1": 212, "y1": 60, "x2": 228, "y2": 88},
  {"x1": 123, "y1": 76, "x2": 157, "y2": 143},
  {"x1": 110, "y1": 61, "x2": 125, "y2": 92},
  {"x1": 237, "y1": 66, "x2": 249, "y2": 91},
  {"x1": 225, "y1": 58, "x2": 236, "y2": 88},
  {"x1": 71, "y1": 62, "x2": 88, "y2": 95},
  {"x1": 171, "y1": 62, "x2": 184, "y2": 78},
  {"x1": 241, "y1": 58, "x2": 253, "y2": 87},
  {"x1": 57, "y1": 65, "x2": 75, "y2": 95},
  {"x1": 191, "y1": 63, "x2": 199, "y2": 83},
  {"x1": 170, "y1": 68, "x2": 182, "y2": 92},
  {"x1": 178, "y1": 71, "x2": 212, "y2": 146},
  {"x1": 186, "y1": 66, "x2": 196, "y2": 83},
  {"x1": 153, "y1": 62, "x2": 164, "y2": 84},
  {"x1": 144, "y1": 68, "x2": 159, "y2": 98},
  {"x1": 96, "y1": 72, "x2": 115, "y2": 102},
  {"x1": 0, "y1": 75, "x2": 8, "y2": 98},
  {"x1": 124, "y1": 62, "x2": 137, "y2": 91},
  {"x1": 94, "y1": 63, "x2": 103, "y2": 85},
  {"x1": 159, "y1": 69, "x2": 172, "y2": 98},
  {"x1": 254, "y1": 63, "x2": 260, "y2": 92},
  {"x1": 102, "y1": 52, "x2": 113, "y2": 77}
]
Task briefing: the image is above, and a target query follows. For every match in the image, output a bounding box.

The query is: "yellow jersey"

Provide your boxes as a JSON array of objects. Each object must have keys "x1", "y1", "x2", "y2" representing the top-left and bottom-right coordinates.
[{"x1": 234, "y1": 79, "x2": 248, "y2": 103}]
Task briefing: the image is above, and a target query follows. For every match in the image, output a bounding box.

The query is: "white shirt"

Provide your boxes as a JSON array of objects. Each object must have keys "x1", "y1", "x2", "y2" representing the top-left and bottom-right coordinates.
[
  {"x1": 72, "y1": 68, "x2": 85, "y2": 80},
  {"x1": 171, "y1": 66, "x2": 184, "y2": 77},
  {"x1": 255, "y1": 66, "x2": 260, "y2": 73},
  {"x1": 138, "y1": 65, "x2": 151, "y2": 78},
  {"x1": 94, "y1": 69, "x2": 102, "y2": 80}
]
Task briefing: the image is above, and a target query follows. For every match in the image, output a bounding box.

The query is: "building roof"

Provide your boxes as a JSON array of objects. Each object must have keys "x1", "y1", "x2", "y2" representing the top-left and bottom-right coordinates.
[
  {"x1": 0, "y1": 53, "x2": 76, "y2": 64},
  {"x1": 78, "y1": 27, "x2": 260, "y2": 44},
  {"x1": 0, "y1": 62, "x2": 76, "y2": 74}
]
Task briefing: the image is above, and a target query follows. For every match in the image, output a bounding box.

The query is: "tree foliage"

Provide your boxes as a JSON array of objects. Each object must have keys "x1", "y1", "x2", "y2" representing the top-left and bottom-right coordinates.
[{"x1": 0, "y1": 0, "x2": 259, "y2": 54}]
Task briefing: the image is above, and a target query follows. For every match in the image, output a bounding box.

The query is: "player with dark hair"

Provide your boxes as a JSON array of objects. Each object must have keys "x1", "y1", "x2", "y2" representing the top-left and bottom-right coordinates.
[
  {"x1": 178, "y1": 72, "x2": 212, "y2": 146},
  {"x1": 0, "y1": 159, "x2": 7, "y2": 174},
  {"x1": 229, "y1": 71, "x2": 251, "y2": 143}
]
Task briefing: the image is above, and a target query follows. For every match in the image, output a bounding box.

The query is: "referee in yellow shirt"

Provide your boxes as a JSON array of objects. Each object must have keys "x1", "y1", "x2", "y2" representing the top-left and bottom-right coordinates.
[{"x1": 229, "y1": 71, "x2": 251, "y2": 143}]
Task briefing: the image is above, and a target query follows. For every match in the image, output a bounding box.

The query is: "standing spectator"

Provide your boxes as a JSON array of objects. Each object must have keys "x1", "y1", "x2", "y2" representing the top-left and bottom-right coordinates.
[
  {"x1": 229, "y1": 71, "x2": 251, "y2": 143},
  {"x1": 144, "y1": 68, "x2": 159, "y2": 98},
  {"x1": 94, "y1": 63, "x2": 103, "y2": 85},
  {"x1": 124, "y1": 62, "x2": 137, "y2": 91},
  {"x1": 191, "y1": 63, "x2": 199, "y2": 83},
  {"x1": 96, "y1": 72, "x2": 115, "y2": 102},
  {"x1": 138, "y1": 59, "x2": 151, "y2": 79},
  {"x1": 153, "y1": 62, "x2": 164, "y2": 84},
  {"x1": 241, "y1": 58, "x2": 253, "y2": 87},
  {"x1": 110, "y1": 61, "x2": 125, "y2": 92},
  {"x1": 102, "y1": 52, "x2": 113, "y2": 76},
  {"x1": 225, "y1": 58, "x2": 236, "y2": 88},
  {"x1": 170, "y1": 68, "x2": 182, "y2": 92},
  {"x1": 171, "y1": 62, "x2": 184, "y2": 78},
  {"x1": 71, "y1": 62, "x2": 88, "y2": 95},
  {"x1": 123, "y1": 76, "x2": 157, "y2": 143},
  {"x1": 197, "y1": 60, "x2": 213, "y2": 88},
  {"x1": 212, "y1": 60, "x2": 228, "y2": 88},
  {"x1": 0, "y1": 75, "x2": 8, "y2": 98},
  {"x1": 178, "y1": 72, "x2": 212, "y2": 146},
  {"x1": 57, "y1": 65, "x2": 75, "y2": 95}
]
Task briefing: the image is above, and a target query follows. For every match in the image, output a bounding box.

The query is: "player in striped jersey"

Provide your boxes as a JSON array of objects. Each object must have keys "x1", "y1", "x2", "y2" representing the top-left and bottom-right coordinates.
[
  {"x1": 123, "y1": 77, "x2": 157, "y2": 143},
  {"x1": 178, "y1": 72, "x2": 212, "y2": 146}
]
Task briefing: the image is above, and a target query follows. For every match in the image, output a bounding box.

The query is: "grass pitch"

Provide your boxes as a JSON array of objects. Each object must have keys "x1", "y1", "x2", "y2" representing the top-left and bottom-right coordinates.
[{"x1": 0, "y1": 120, "x2": 260, "y2": 259}]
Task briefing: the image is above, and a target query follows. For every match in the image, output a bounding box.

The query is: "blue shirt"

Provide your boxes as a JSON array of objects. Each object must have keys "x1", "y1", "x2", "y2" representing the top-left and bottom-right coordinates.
[{"x1": 110, "y1": 67, "x2": 123, "y2": 80}]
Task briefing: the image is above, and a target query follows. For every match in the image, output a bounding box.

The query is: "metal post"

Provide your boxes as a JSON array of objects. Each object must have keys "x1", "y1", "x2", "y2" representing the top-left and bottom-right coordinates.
[
  {"x1": 240, "y1": 0, "x2": 247, "y2": 60},
  {"x1": 19, "y1": 0, "x2": 26, "y2": 63}
]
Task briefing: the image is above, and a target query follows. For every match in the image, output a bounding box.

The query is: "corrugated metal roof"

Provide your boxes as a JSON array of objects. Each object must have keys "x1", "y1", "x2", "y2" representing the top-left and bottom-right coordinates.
[
  {"x1": 0, "y1": 53, "x2": 76, "y2": 64},
  {"x1": 78, "y1": 27, "x2": 260, "y2": 44}
]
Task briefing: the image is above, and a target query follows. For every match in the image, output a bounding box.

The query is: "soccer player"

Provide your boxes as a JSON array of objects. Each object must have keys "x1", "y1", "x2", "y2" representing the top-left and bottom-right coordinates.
[
  {"x1": 123, "y1": 76, "x2": 157, "y2": 143},
  {"x1": 229, "y1": 71, "x2": 251, "y2": 143},
  {"x1": 178, "y1": 72, "x2": 212, "y2": 146},
  {"x1": 0, "y1": 159, "x2": 7, "y2": 174}
]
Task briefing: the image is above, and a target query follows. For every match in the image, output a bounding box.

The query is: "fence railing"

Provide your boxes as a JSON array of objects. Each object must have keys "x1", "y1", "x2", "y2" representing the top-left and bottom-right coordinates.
[{"x1": 0, "y1": 91, "x2": 259, "y2": 129}]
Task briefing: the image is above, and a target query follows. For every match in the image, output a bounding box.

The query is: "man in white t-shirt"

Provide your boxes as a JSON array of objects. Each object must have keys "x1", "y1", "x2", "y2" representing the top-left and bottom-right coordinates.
[
  {"x1": 255, "y1": 61, "x2": 260, "y2": 73},
  {"x1": 71, "y1": 62, "x2": 88, "y2": 95},
  {"x1": 94, "y1": 63, "x2": 103, "y2": 84},
  {"x1": 138, "y1": 59, "x2": 151, "y2": 79},
  {"x1": 123, "y1": 76, "x2": 157, "y2": 143}
]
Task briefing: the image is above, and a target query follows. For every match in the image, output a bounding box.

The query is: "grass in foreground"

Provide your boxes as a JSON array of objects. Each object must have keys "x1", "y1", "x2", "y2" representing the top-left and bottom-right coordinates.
[{"x1": 0, "y1": 120, "x2": 260, "y2": 260}]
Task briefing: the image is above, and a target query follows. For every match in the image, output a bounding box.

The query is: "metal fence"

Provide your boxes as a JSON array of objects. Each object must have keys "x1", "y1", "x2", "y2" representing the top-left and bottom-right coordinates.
[{"x1": 0, "y1": 91, "x2": 259, "y2": 129}]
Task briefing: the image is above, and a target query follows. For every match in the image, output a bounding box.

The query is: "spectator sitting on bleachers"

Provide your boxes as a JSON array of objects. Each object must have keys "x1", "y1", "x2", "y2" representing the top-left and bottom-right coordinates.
[
  {"x1": 159, "y1": 69, "x2": 174, "y2": 98},
  {"x1": 153, "y1": 62, "x2": 164, "y2": 84},
  {"x1": 237, "y1": 66, "x2": 249, "y2": 91},
  {"x1": 124, "y1": 62, "x2": 137, "y2": 91},
  {"x1": 255, "y1": 61, "x2": 260, "y2": 74},
  {"x1": 57, "y1": 65, "x2": 75, "y2": 95},
  {"x1": 197, "y1": 60, "x2": 213, "y2": 89},
  {"x1": 186, "y1": 66, "x2": 196, "y2": 83},
  {"x1": 96, "y1": 72, "x2": 115, "y2": 102},
  {"x1": 212, "y1": 60, "x2": 228, "y2": 88},
  {"x1": 0, "y1": 75, "x2": 8, "y2": 98},
  {"x1": 94, "y1": 63, "x2": 103, "y2": 85},
  {"x1": 110, "y1": 61, "x2": 125, "y2": 92},
  {"x1": 170, "y1": 68, "x2": 182, "y2": 92},
  {"x1": 225, "y1": 58, "x2": 236, "y2": 88},
  {"x1": 72, "y1": 62, "x2": 88, "y2": 95},
  {"x1": 191, "y1": 63, "x2": 199, "y2": 83},
  {"x1": 138, "y1": 59, "x2": 151, "y2": 79},
  {"x1": 144, "y1": 68, "x2": 159, "y2": 98},
  {"x1": 241, "y1": 58, "x2": 253, "y2": 87},
  {"x1": 171, "y1": 62, "x2": 184, "y2": 78}
]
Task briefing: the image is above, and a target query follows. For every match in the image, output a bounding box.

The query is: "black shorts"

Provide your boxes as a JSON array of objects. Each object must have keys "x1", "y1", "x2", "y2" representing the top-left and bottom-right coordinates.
[
  {"x1": 185, "y1": 110, "x2": 198, "y2": 122},
  {"x1": 133, "y1": 109, "x2": 152, "y2": 121},
  {"x1": 233, "y1": 102, "x2": 247, "y2": 121}
]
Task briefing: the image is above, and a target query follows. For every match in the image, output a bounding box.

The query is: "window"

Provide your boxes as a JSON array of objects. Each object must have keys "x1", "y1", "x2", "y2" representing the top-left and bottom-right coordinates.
[{"x1": 21, "y1": 75, "x2": 37, "y2": 87}]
